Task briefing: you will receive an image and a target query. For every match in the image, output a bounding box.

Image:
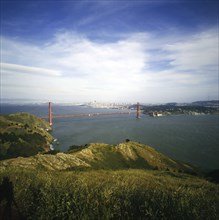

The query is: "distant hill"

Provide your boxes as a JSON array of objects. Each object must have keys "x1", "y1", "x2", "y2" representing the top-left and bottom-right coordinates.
[
  {"x1": 191, "y1": 100, "x2": 219, "y2": 107},
  {"x1": 0, "y1": 141, "x2": 197, "y2": 175},
  {"x1": 140, "y1": 101, "x2": 219, "y2": 115},
  {"x1": 0, "y1": 113, "x2": 53, "y2": 159}
]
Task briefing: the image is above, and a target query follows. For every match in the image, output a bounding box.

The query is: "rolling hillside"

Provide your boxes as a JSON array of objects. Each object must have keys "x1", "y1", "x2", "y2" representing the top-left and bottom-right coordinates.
[
  {"x1": 0, "y1": 142, "x2": 218, "y2": 219},
  {"x1": 0, "y1": 167, "x2": 218, "y2": 219},
  {"x1": 0, "y1": 141, "x2": 196, "y2": 174},
  {"x1": 0, "y1": 113, "x2": 53, "y2": 159}
]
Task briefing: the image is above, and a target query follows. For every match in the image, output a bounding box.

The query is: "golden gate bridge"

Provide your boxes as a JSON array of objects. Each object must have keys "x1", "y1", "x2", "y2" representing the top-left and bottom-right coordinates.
[{"x1": 43, "y1": 102, "x2": 141, "y2": 127}]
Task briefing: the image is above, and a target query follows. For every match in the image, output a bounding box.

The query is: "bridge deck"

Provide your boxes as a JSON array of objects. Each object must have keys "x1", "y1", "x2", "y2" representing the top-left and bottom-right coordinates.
[{"x1": 42, "y1": 111, "x2": 136, "y2": 119}]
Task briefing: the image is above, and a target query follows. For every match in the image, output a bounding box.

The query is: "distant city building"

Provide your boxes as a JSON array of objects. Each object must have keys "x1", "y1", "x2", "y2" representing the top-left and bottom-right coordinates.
[{"x1": 85, "y1": 101, "x2": 130, "y2": 109}]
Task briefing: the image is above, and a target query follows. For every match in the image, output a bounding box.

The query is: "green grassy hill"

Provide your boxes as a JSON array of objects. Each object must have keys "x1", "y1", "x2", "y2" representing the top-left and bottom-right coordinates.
[
  {"x1": 0, "y1": 113, "x2": 53, "y2": 159},
  {"x1": 0, "y1": 168, "x2": 218, "y2": 219},
  {"x1": 0, "y1": 141, "x2": 197, "y2": 175}
]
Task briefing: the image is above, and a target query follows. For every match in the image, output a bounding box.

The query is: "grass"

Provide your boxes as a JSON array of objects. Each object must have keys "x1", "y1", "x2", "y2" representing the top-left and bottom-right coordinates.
[
  {"x1": 0, "y1": 169, "x2": 218, "y2": 220},
  {"x1": 0, "y1": 141, "x2": 198, "y2": 174},
  {"x1": 0, "y1": 113, "x2": 53, "y2": 159}
]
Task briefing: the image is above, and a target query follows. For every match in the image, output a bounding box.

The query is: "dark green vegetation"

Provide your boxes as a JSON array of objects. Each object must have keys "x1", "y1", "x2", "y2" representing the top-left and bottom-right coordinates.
[{"x1": 0, "y1": 113, "x2": 53, "y2": 159}]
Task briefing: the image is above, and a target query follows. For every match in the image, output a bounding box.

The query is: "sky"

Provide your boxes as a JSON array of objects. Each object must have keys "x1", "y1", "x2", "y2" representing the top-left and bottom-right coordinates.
[{"x1": 0, "y1": 0, "x2": 218, "y2": 104}]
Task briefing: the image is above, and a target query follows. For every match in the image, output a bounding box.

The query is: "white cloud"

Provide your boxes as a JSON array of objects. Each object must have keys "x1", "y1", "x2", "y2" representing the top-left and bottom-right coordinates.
[
  {"x1": 164, "y1": 28, "x2": 218, "y2": 71},
  {"x1": 1, "y1": 28, "x2": 218, "y2": 103},
  {"x1": 1, "y1": 63, "x2": 61, "y2": 76}
]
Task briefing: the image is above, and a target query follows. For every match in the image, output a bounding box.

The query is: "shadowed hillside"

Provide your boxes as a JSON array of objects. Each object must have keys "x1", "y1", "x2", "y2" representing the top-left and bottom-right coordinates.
[{"x1": 0, "y1": 113, "x2": 53, "y2": 159}]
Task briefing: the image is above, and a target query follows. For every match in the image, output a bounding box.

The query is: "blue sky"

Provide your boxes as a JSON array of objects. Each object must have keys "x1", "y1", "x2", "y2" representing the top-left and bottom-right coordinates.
[{"x1": 1, "y1": 0, "x2": 218, "y2": 103}]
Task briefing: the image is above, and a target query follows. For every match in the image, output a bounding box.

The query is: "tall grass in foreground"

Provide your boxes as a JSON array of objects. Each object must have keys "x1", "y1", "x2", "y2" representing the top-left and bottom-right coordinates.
[{"x1": 0, "y1": 169, "x2": 218, "y2": 220}]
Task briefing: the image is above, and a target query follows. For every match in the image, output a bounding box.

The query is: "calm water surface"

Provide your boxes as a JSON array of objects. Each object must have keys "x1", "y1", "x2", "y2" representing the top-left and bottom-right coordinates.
[{"x1": 1, "y1": 104, "x2": 219, "y2": 170}]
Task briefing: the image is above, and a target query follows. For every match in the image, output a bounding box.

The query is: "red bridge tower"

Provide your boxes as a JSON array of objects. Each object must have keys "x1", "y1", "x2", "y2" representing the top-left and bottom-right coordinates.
[
  {"x1": 48, "y1": 102, "x2": 52, "y2": 126},
  {"x1": 136, "y1": 102, "x2": 140, "y2": 119}
]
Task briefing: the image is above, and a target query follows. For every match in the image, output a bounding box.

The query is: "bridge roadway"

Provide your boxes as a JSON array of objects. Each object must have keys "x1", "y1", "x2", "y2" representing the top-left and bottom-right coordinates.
[{"x1": 42, "y1": 111, "x2": 136, "y2": 119}]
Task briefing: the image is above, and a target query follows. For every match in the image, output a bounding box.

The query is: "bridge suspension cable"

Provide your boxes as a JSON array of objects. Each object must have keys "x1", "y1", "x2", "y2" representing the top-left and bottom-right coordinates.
[{"x1": 45, "y1": 102, "x2": 141, "y2": 127}]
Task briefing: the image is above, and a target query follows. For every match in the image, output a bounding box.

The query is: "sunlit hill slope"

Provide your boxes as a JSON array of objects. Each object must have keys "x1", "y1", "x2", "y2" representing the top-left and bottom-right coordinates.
[{"x1": 0, "y1": 141, "x2": 196, "y2": 174}]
